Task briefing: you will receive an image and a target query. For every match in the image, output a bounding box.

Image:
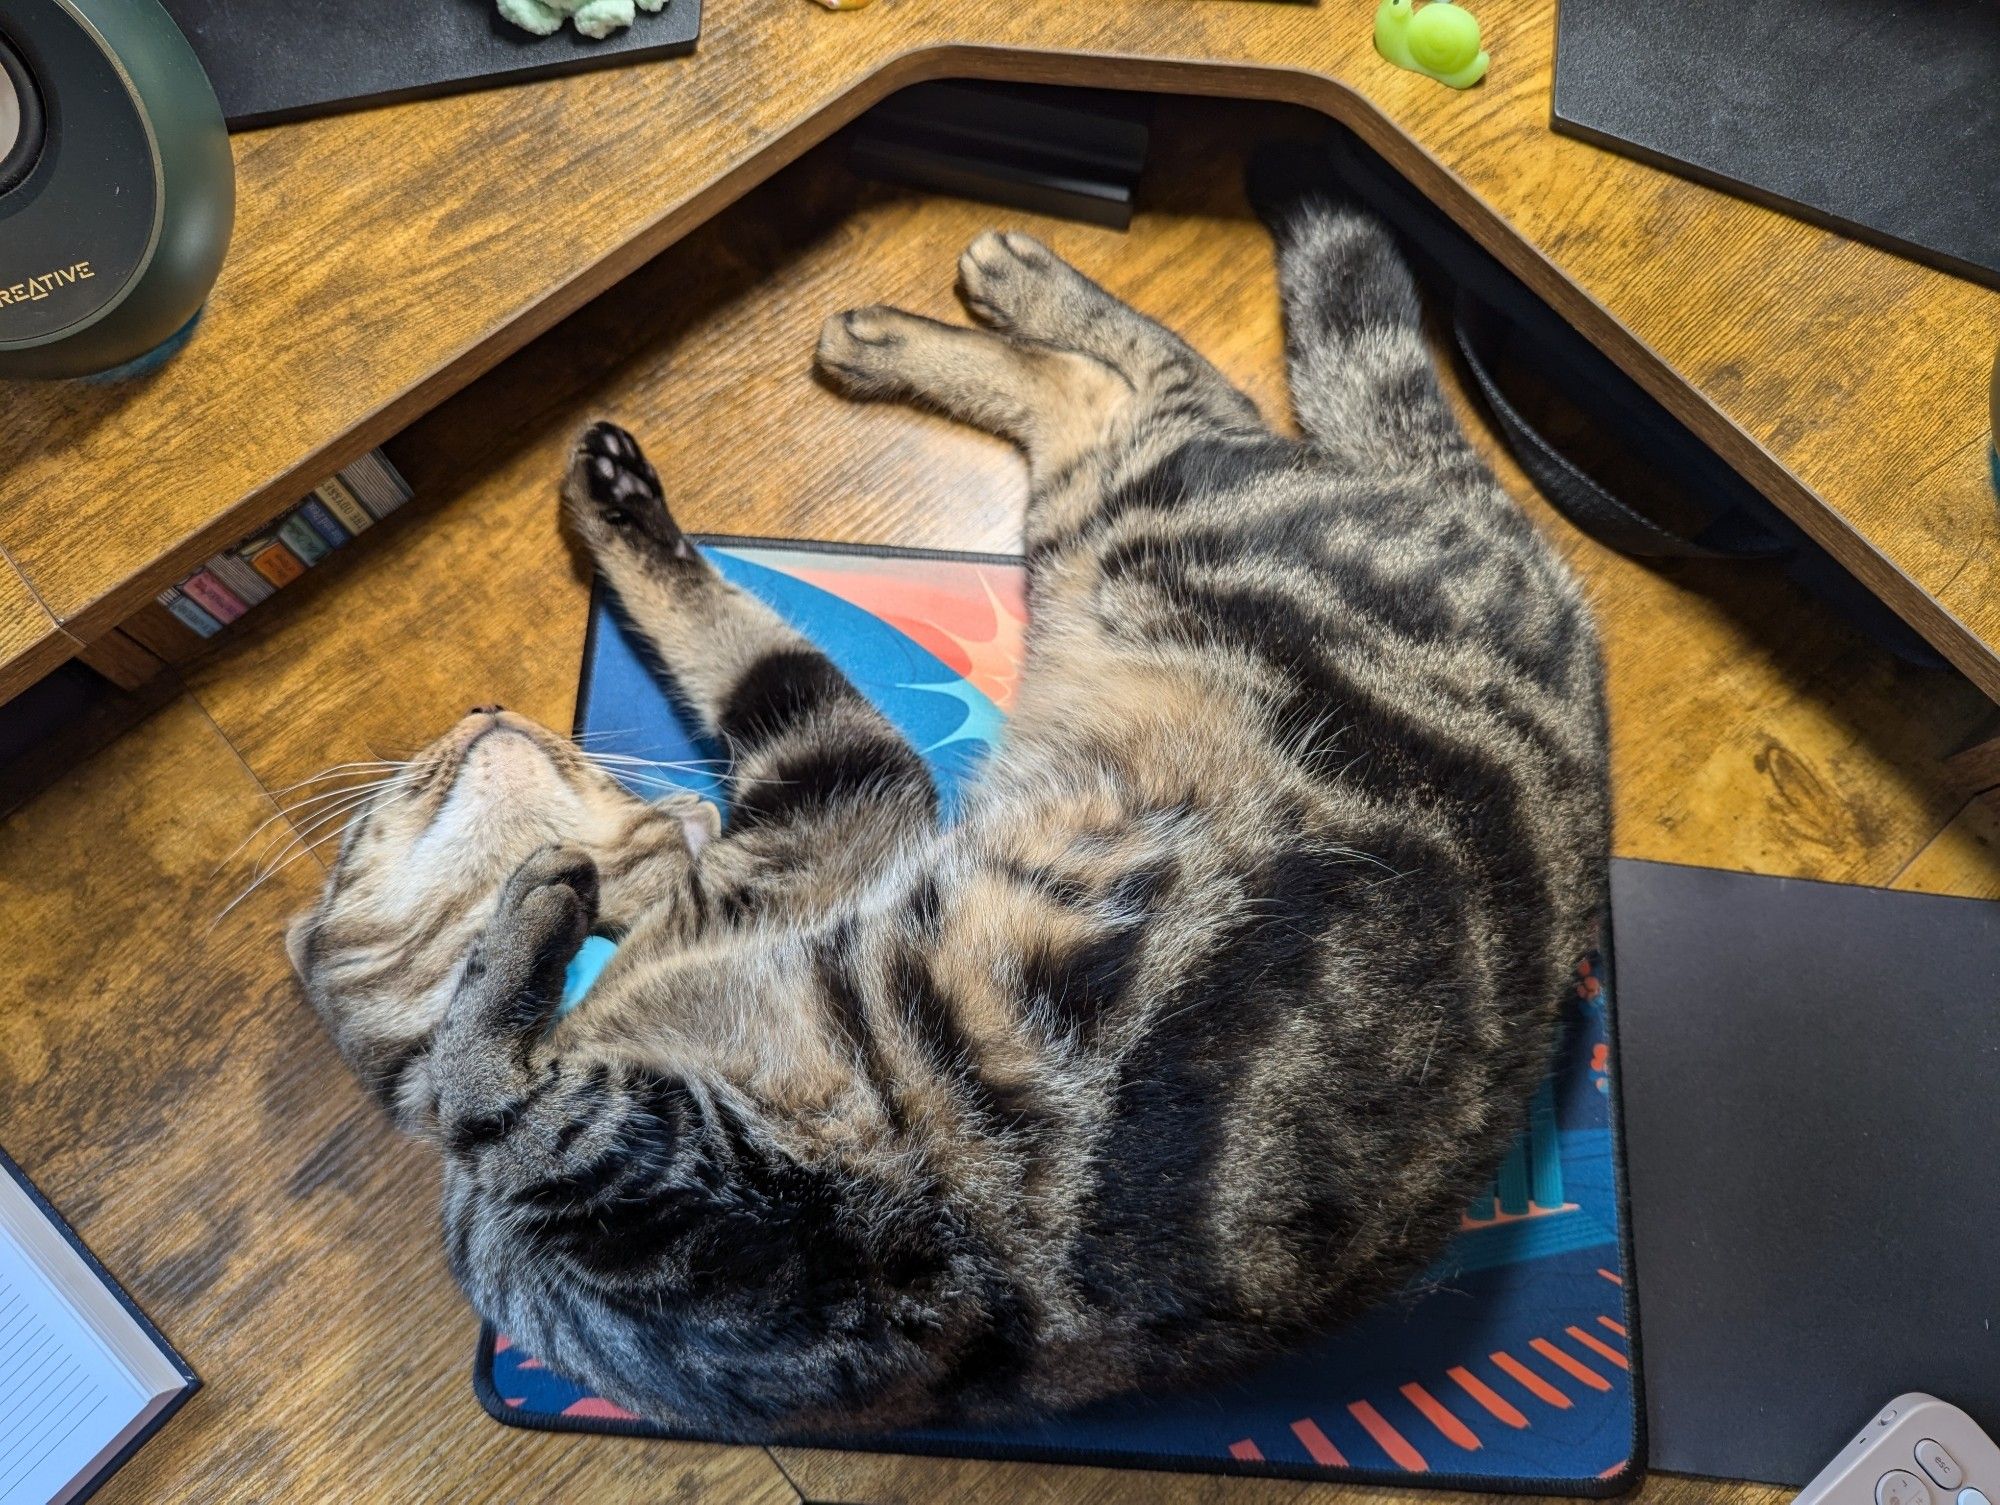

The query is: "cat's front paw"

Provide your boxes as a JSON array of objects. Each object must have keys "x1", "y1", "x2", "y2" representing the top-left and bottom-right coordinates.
[
  {"x1": 454, "y1": 842, "x2": 602, "y2": 1033},
  {"x1": 501, "y1": 841, "x2": 601, "y2": 966},
  {"x1": 563, "y1": 421, "x2": 693, "y2": 562}
]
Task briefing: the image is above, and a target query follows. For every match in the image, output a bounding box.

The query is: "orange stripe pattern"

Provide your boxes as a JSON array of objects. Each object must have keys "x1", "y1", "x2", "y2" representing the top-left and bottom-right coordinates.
[
  {"x1": 1290, "y1": 1417, "x2": 1347, "y2": 1466},
  {"x1": 1448, "y1": 1365, "x2": 1529, "y2": 1428},
  {"x1": 1566, "y1": 1325, "x2": 1630, "y2": 1370},
  {"x1": 1531, "y1": 1337, "x2": 1612, "y2": 1392},
  {"x1": 1492, "y1": 1350, "x2": 1571, "y2": 1409},
  {"x1": 1348, "y1": 1401, "x2": 1428, "y2": 1472},
  {"x1": 1597, "y1": 1315, "x2": 1627, "y2": 1338},
  {"x1": 1227, "y1": 1438, "x2": 1264, "y2": 1462},
  {"x1": 1400, "y1": 1383, "x2": 1482, "y2": 1451}
]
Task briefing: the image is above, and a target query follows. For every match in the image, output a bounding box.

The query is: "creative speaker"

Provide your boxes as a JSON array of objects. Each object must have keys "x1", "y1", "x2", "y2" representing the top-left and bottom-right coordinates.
[{"x1": 0, "y1": 0, "x2": 233, "y2": 379}]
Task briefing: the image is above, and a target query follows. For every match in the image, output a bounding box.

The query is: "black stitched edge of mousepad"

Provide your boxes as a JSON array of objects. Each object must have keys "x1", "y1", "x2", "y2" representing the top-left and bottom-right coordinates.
[
  {"x1": 471, "y1": 537, "x2": 1645, "y2": 1497},
  {"x1": 158, "y1": 0, "x2": 702, "y2": 129}
]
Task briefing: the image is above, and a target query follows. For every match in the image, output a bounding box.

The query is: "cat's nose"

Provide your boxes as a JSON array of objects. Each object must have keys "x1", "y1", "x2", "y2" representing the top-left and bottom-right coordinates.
[{"x1": 469, "y1": 703, "x2": 504, "y2": 716}]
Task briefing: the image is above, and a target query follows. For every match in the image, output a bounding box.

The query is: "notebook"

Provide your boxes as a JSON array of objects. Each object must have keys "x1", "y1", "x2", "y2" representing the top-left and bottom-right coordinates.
[
  {"x1": 472, "y1": 540, "x2": 1642, "y2": 1496},
  {"x1": 0, "y1": 1150, "x2": 197, "y2": 1505}
]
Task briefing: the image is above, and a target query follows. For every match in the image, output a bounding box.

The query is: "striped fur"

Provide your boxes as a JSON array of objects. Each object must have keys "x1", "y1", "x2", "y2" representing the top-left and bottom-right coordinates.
[{"x1": 288, "y1": 183, "x2": 1607, "y2": 1432}]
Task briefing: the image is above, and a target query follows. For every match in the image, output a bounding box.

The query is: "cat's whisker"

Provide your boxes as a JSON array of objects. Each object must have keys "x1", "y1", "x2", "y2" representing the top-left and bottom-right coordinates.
[
  {"x1": 274, "y1": 774, "x2": 417, "y2": 816},
  {"x1": 261, "y1": 760, "x2": 412, "y2": 800},
  {"x1": 245, "y1": 788, "x2": 398, "y2": 883},
  {"x1": 577, "y1": 751, "x2": 734, "y2": 770},
  {"x1": 210, "y1": 839, "x2": 336, "y2": 930},
  {"x1": 213, "y1": 791, "x2": 383, "y2": 926},
  {"x1": 266, "y1": 777, "x2": 417, "y2": 838},
  {"x1": 600, "y1": 772, "x2": 706, "y2": 793},
  {"x1": 220, "y1": 801, "x2": 358, "y2": 879},
  {"x1": 216, "y1": 775, "x2": 418, "y2": 876},
  {"x1": 598, "y1": 764, "x2": 789, "y2": 792},
  {"x1": 244, "y1": 816, "x2": 361, "y2": 889}
]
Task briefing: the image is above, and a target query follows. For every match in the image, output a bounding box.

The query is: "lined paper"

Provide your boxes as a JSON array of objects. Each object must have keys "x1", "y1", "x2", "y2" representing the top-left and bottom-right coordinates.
[{"x1": 0, "y1": 1235, "x2": 146, "y2": 1505}]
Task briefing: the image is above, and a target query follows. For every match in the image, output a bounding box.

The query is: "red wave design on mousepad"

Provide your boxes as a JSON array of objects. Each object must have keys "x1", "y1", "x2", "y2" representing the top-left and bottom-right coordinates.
[{"x1": 476, "y1": 539, "x2": 1640, "y2": 1494}]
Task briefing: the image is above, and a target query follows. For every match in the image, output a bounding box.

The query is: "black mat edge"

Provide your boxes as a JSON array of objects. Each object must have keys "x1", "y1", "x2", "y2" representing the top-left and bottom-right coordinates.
[{"x1": 478, "y1": 536, "x2": 1645, "y2": 1498}]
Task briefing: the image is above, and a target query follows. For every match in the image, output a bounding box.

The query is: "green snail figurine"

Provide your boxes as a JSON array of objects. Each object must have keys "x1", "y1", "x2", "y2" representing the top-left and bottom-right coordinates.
[{"x1": 1374, "y1": 0, "x2": 1489, "y2": 89}]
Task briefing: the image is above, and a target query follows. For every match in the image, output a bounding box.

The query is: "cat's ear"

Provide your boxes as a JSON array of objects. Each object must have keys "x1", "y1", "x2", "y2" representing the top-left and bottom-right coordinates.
[
  {"x1": 658, "y1": 792, "x2": 722, "y2": 856},
  {"x1": 679, "y1": 800, "x2": 722, "y2": 856},
  {"x1": 284, "y1": 912, "x2": 314, "y2": 979}
]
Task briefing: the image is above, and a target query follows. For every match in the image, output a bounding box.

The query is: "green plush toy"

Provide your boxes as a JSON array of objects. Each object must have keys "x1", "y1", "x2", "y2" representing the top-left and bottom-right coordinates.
[{"x1": 498, "y1": 0, "x2": 665, "y2": 41}]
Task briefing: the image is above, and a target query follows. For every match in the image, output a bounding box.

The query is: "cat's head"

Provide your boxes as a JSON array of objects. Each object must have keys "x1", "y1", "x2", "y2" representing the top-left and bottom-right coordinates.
[{"x1": 285, "y1": 708, "x2": 717, "y2": 1121}]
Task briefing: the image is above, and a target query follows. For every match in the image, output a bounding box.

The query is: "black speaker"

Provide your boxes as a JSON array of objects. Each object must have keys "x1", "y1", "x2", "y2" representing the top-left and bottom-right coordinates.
[{"x1": 0, "y1": 0, "x2": 233, "y2": 379}]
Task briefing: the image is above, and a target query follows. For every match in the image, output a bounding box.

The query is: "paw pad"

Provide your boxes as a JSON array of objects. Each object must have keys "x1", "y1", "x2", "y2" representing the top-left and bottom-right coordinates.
[
  {"x1": 567, "y1": 422, "x2": 686, "y2": 553},
  {"x1": 575, "y1": 422, "x2": 661, "y2": 518}
]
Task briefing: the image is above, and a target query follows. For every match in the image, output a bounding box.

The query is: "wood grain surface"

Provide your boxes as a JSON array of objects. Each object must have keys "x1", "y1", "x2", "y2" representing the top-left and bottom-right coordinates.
[
  {"x1": 4, "y1": 110, "x2": 1995, "y2": 1505},
  {"x1": 0, "y1": 559, "x2": 74, "y2": 703},
  {"x1": 1892, "y1": 797, "x2": 2000, "y2": 902},
  {"x1": 0, "y1": 0, "x2": 1994, "y2": 708}
]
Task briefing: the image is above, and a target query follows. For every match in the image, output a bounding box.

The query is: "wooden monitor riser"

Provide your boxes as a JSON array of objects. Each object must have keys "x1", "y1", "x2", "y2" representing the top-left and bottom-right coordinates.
[{"x1": 0, "y1": 0, "x2": 1994, "y2": 713}]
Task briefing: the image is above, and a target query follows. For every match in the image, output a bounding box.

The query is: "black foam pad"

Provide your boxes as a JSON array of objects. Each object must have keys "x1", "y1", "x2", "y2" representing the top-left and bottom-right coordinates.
[
  {"x1": 1611, "y1": 858, "x2": 2000, "y2": 1484},
  {"x1": 157, "y1": 0, "x2": 701, "y2": 129},
  {"x1": 1554, "y1": 0, "x2": 2000, "y2": 289}
]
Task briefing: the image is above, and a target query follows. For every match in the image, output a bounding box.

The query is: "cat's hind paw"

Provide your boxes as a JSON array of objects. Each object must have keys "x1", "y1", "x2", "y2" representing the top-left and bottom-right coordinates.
[
  {"x1": 813, "y1": 306, "x2": 926, "y2": 397},
  {"x1": 956, "y1": 230, "x2": 1057, "y2": 333}
]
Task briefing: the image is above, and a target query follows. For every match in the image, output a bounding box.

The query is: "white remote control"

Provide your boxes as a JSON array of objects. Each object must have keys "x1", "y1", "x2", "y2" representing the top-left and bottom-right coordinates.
[{"x1": 1795, "y1": 1395, "x2": 2000, "y2": 1505}]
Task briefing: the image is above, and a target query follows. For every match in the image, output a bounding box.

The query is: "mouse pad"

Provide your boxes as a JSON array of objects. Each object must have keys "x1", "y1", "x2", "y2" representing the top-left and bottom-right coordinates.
[
  {"x1": 158, "y1": 0, "x2": 701, "y2": 128},
  {"x1": 1611, "y1": 858, "x2": 2000, "y2": 1485},
  {"x1": 1553, "y1": 0, "x2": 2000, "y2": 288},
  {"x1": 471, "y1": 539, "x2": 1642, "y2": 1494}
]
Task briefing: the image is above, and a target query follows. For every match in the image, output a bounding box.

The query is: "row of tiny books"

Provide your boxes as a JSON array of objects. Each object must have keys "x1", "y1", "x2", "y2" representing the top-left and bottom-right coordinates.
[{"x1": 154, "y1": 450, "x2": 413, "y2": 639}]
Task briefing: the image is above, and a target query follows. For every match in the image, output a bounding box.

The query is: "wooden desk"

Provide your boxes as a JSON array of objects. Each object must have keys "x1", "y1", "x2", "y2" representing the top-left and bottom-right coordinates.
[
  {"x1": 0, "y1": 0, "x2": 1996, "y2": 705},
  {"x1": 5, "y1": 100, "x2": 1995, "y2": 1502},
  {"x1": 0, "y1": 561, "x2": 73, "y2": 702}
]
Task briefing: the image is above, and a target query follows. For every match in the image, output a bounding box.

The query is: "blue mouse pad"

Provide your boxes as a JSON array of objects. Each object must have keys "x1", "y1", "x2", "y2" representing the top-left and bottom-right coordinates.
[{"x1": 474, "y1": 539, "x2": 1642, "y2": 1495}]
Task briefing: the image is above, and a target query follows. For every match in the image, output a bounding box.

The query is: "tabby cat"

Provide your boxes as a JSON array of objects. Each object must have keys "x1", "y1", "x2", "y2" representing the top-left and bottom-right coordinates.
[{"x1": 287, "y1": 170, "x2": 1608, "y2": 1433}]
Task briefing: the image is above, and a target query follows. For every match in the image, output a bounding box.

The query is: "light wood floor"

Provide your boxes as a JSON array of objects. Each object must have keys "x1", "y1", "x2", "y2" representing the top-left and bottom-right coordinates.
[{"x1": 2, "y1": 100, "x2": 1995, "y2": 1505}]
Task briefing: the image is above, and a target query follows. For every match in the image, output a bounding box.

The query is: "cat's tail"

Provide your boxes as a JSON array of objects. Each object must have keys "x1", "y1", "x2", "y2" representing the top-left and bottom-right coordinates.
[{"x1": 1246, "y1": 144, "x2": 1458, "y2": 467}]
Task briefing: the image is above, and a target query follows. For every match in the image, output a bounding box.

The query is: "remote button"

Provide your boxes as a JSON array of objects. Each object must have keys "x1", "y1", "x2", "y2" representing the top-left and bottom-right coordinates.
[
  {"x1": 1958, "y1": 1491, "x2": 1991, "y2": 1505},
  {"x1": 1877, "y1": 1472, "x2": 1933, "y2": 1505},
  {"x1": 1917, "y1": 1441, "x2": 1964, "y2": 1490}
]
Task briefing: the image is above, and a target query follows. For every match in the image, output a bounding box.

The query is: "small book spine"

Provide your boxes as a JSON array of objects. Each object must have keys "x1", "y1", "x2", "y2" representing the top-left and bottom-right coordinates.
[
  {"x1": 243, "y1": 538, "x2": 306, "y2": 589},
  {"x1": 277, "y1": 512, "x2": 329, "y2": 566},
  {"x1": 313, "y1": 477, "x2": 375, "y2": 535},
  {"x1": 296, "y1": 497, "x2": 352, "y2": 549},
  {"x1": 340, "y1": 450, "x2": 413, "y2": 521},
  {"x1": 205, "y1": 552, "x2": 274, "y2": 606},
  {"x1": 155, "y1": 587, "x2": 223, "y2": 639},
  {"x1": 178, "y1": 569, "x2": 246, "y2": 624}
]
